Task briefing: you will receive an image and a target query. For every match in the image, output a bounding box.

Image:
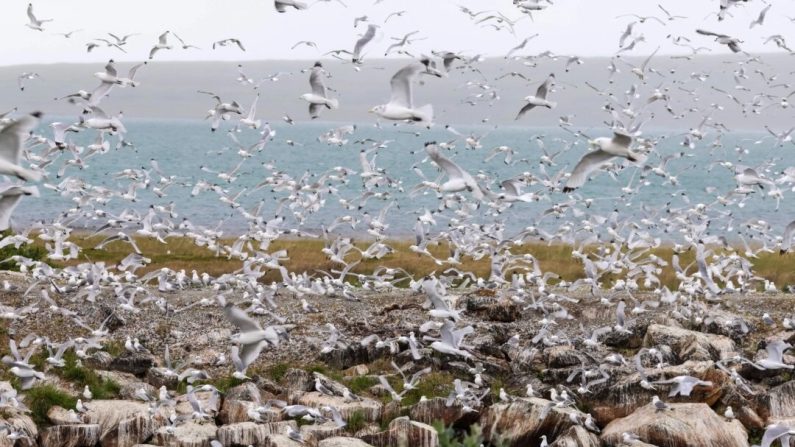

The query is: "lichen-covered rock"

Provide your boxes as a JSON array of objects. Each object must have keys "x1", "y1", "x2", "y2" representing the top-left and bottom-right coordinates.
[
  {"x1": 146, "y1": 367, "x2": 180, "y2": 389},
  {"x1": 464, "y1": 295, "x2": 521, "y2": 322},
  {"x1": 361, "y1": 417, "x2": 438, "y2": 447},
  {"x1": 40, "y1": 424, "x2": 101, "y2": 447},
  {"x1": 600, "y1": 402, "x2": 748, "y2": 447},
  {"x1": 768, "y1": 380, "x2": 795, "y2": 420},
  {"x1": 80, "y1": 399, "x2": 165, "y2": 447},
  {"x1": 300, "y1": 421, "x2": 346, "y2": 442},
  {"x1": 260, "y1": 434, "x2": 306, "y2": 447},
  {"x1": 215, "y1": 421, "x2": 297, "y2": 447},
  {"x1": 155, "y1": 421, "x2": 217, "y2": 447},
  {"x1": 548, "y1": 425, "x2": 600, "y2": 447},
  {"x1": 544, "y1": 345, "x2": 582, "y2": 369},
  {"x1": 109, "y1": 351, "x2": 156, "y2": 376},
  {"x1": 480, "y1": 397, "x2": 584, "y2": 446},
  {"x1": 319, "y1": 437, "x2": 374, "y2": 447},
  {"x1": 0, "y1": 407, "x2": 37, "y2": 447},
  {"x1": 644, "y1": 324, "x2": 737, "y2": 363},
  {"x1": 297, "y1": 391, "x2": 382, "y2": 422},
  {"x1": 408, "y1": 397, "x2": 479, "y2": 428},
  {"x1": 283, "y1": 368, "x2": 314, "y2": 393}
]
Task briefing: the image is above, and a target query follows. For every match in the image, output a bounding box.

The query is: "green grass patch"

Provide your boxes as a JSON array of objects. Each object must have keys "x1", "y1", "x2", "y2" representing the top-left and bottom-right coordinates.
[
  {"x1": 58, "y1": 351, "x2": 120, "y2": 399},
  {"x1": 346, "y1": 409, "x2": 367, "y2": 433},
  {"x1": 347, "y1": 376, "x2": 379, "y2": 394},
  {"x1": 263, "y1": 363, "x2": 290, "y2": 383},
  {"x1": 25, "y1": 384, "x2": 77, "y2": 426}
]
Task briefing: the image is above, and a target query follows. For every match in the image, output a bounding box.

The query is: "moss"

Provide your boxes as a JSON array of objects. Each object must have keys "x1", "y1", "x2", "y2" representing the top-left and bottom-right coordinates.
[
  {"x1": 264, "y1": 363, "x2": 290, "y2": 383},
  {"x1": 102, "y1": 340, "x2": 125, "y2": 357},
  {"x1": 0, "y1": 230, "x2": 47, "y2": 272},
  {"x1": 347, "y1": 376, "x2": 379, "y2": 394},
  {"x1": 58, "y1": 351, "x2": 120, "y2": 399},
  {"x1": 346, "y1": 409, "x2": 366, "y2": 433},
  {"x1": 25, "y1": 384, "x2": 77, "y2": 426},
  {"x1": 209, "y1": 376, "x2": 245, "y2": 393},
  {"x1": 306, "y1": 364, "x2": 343, "y2": 382}
]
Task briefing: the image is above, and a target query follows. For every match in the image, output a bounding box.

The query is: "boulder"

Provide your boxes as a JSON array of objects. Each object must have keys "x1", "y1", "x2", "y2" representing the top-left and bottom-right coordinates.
[
  {"x1": 84, "y1": 351, "x2": 114, "y2": 369},
  {"x1": 174, "y1": 390, "x2": 220, "y2": 418},
  {"x1": 0, "y1": 409, "x2": 37, "y2": 447},
  {"x1": 216, "y1": 421, "x2": 297, "y2": 447},
  {"x1": 219, "y1": 398, "x2": 281, "y2": 425},
  {"x1": 480, "y1": 398, "x2": 585, "y2": 446},
  {"x1": 155, "y1": 421, "x2": 217, "y2": 447},
  {"x1": 464, "y1": 295, "x2": 521, "y2": 322},
  {"x1": 361, "y1": 417, "x2": 438, "y2": 447},
  {"x1": 408, "y1": 397, "x2": 479, "y2": 428},
  {"x1": 109, "y1": 351, "x2": 156, "y2": 376},
  {"x1": 644, "y1": 324, "x2": 736, "y2": 363},
  {"x1": 297, "y1": 392, "x2": 382, "y2": 422},
  {"x1": 300, "y1": 421, "x2": 346, "y2": 442},
  {"x1": 545, "y1": 345, "x2": 582, "y2": 369},
  {"x1": 586, "y1": 361, "x2": 726, "y2": 426},
  {"x1": 40, "y1": 424, "x2": 101, "y2": 447},
  {"x1": 344, "y1": 365, "x2": 369, "y2": 377},
  {"x1": 320, "y1": 344, "x2": 374, "y2": 370},
  {"x1": 260, "y1": 435, "x2": 305, "y2": 447},
  {"x1": 47, "y1": 405, "x2": 83, "y2": 425},
  {"x1": 319, "y1": 438, "x2": 374, "y2": 447},
  {"x1": 768, "y1": 380, "x2": 795, "y2": 421},
  {"x1": 600, "y1": 402, "x2": 748, "y2": 447},
  {"x1": 146, "y1": 367, "x2": 180, "y2": 389},
  {"x1": 81, "y1": 399, "x2": 165, "y2": 447},
  {"x1": 548, "y1": 426, "x2": 600, "y2": 447},
  {"x1": 283, "y1": 368, "x2": 314, "y2": 392}
]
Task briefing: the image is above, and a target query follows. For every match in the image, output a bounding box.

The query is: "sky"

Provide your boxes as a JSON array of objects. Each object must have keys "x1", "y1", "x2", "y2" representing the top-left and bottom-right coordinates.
[{"x1": 2, "y1": 0, "x2": 794, "y2": 66}]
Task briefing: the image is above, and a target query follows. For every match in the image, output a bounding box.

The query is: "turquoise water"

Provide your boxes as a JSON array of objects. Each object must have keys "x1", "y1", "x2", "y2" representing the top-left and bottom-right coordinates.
[{"x1": 25, "y1": 118, "x2": 792, "y2": 238}]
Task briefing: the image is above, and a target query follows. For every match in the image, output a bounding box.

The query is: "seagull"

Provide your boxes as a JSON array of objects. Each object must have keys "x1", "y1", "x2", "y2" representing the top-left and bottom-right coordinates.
[
  {"x1": 213, "y1": 38, "x2": 246, "y2": 51},
  {"x1": 749, "y1": 4, "x2": 771, "y2": 28},
  {"x1": 516, "y1": 73, "x2": 556, "y2": 119},
  {"x1": 652, "y1": 395, "x2": 670, "y2": 411},
  {"x1": 173, "y1": 32, "x2": 200, "y2": 50},
  {"x1": 696, "y1": 29, "x2": 743, "y2": 53},
  {"x1": 352, "y1": 24, "x2": 379, "y2": 63},
  {"x1": 274, "y1": 0, "x2": 308, "y2": 12},
  {"x1": 652, "y1": 375, "x2": 713, "y2": 397},
  {"x1": 563, "y1": 131, "x2": 642, "y2": 192},
  {"x1": 369, "y1": 60, "x2": 441, "y2": 125},
  {"x1": 424, "y1": 142, "x2": 485, "y2": 200},
  {"x1": 756, "y1": 340, "x2": 793, "y2": 370},
  {"x1": 0, "y1": 183, "x2": 39, "y2": 231},
  {"x1": 300, "y1": 62, "x2": 339, "y2": 119},
  {"x1": 222, "y1": 299, "x2": 284, "y2": 372},
  {"x1": 0, "y1": 112, "x2": 44, "y2": 182},
  {"x1": 25, "y1": 3, "x2": 52, "y2": 31},
  {"x1": 752, "y1": 423, "x2": 795, "y2": 447},
  {"x1": 149, "y1": 31, "x2": 172, "y2": 59},
  {"x1": 17, "y1": 72, "x2": 39, "y2": 92}
]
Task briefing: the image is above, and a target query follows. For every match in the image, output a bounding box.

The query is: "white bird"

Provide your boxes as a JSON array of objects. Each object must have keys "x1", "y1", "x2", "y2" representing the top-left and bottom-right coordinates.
[
  {"x1": 25, "y1": 3, "x2": 52, "y2": 31},
  {"x1": 149, "y1": 31, "x2": 172, "y2": 59},
  {"x1": 352, "y1": 24, "x2": 378, "y2": 63},
  {"x1": 301, "y1": 62, "x2": 339, "y2": 119},
  {"x1": 425, "y1": 142, "x2": 485, "y2": 200},
  {"x1": 370, "y1": 60, "x2": 441, "y2": 125},
  {"x1": 563, "y1": 131, "x2": 641, "y2": 192},
  {"x1": 213, "y1": 38, "x2": 246, "y2": 52},
  {"x1": 0, "y1": 183, "x2": 39, "y2": 231},
  {"x1": 652, "y1": 375, "x2": 713, "y2": 397},
  {"x1": 0, "y1": 112, "x2": 43, "y2": 182},
  {"x1": 516, "y1": 73, "x2": 556, "y2": 119},
  {"x1": 275, "y1": 0, "x2": 308, "y2": 13}
]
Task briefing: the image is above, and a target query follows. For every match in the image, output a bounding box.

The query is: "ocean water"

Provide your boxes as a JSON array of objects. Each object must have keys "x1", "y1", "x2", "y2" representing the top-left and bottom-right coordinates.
[{"x1": 22, "y1": 118, "x2": 793, "y2": 239}]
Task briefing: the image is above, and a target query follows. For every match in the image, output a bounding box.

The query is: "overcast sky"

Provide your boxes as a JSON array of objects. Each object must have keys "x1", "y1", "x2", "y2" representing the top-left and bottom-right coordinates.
[{"x1": 2, "y1": 0, "x2": 793, "y2": 66}]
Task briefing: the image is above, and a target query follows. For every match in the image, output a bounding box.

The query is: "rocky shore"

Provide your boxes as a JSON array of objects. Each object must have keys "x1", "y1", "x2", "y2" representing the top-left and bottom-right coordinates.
[{"x1": 2, "y1": 274, "x2": 795, "y2": 447}]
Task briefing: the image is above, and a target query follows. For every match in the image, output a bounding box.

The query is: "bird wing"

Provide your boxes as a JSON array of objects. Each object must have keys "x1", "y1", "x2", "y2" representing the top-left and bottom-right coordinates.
[
  {"x1": 309, "y1": 67, "x2": 327, "y2": 97},
  {"x1": 696, "y1": 29, "x2": 727, "y2": 38},
  {"x1": 611, "y1": 131, "x2": 632, "y2": 149},
  {"x1": 388, "y1": 63, "x2": 421, "y2": 108},
  {"x1": 535, "y1": 73, "x2": 554, "y2": 99},
  {"x1": 27, "y1": 4, "x2": 36, "y2": 22},
  {"x1": 426, "y1": 144, "x2": 465, "y2": 180},
  {"x1": 223, "y1": 304, "x2": 262, "y2": 332},
  {"x1": 564, "y1": 150, "x2": 615, "y2": 191},
  {"x1": 353, "y1": 25, "x2": 377, "y2": 60},
  {"x1": 158, "y1": 31, "x2": 169, "y2": 45},
  {"x1": 0, "y1": 112, "x2": 40, "y2": 165},
  {"x1": 104, "y1": 60, "x2": 118, "y2": 77}
]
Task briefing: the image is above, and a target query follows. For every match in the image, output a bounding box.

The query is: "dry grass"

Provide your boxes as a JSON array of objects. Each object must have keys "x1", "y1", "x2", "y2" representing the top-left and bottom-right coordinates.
[{"x1": 22, "y1": 233, "x2": 795, "y2": 290}]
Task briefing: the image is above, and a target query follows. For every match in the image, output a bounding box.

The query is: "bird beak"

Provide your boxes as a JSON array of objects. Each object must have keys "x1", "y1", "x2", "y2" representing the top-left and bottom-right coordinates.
[
  {"x1": 368, "y1": 107, "x2": 376, "y2": 114},
  {"x1": 587, "y1": 139, "x2": 596, "y2": 146}
]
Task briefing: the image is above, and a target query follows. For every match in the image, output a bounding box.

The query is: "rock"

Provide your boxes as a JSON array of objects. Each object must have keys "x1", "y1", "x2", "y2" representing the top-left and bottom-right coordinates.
[
  {"x1": 81, "y1": 399, "x2": 165, "y2": 447},
  {"x1": 480, "y1": 397, "x2": 584, "y2": 446},
  {"x1": 174, "y1": 390, "x2": 220, "y2": 418},
  {"x1": 40, "y1": 424, "x2": 101, "y2": 447},
  {"x1": 226, "y1": 382, "x2": 262, "y2": 402},
  {"x1": 768, "y1": 380, "x2": 795, "y2": 420},
  {"x1": 464, "y1": 295, "x2": 520, "y2": 322},
  {"x1": 97, "y1": 370, "x2": 157, "y2": 402},
  {"x1": 602, "y1": 320, "x2": 647, "y2": 349},
  {"x1": 283, "y1": 368, "x2": 314, "y2": 392},
  {"x1": 300, "y1": 421, "x2": 346, "y2": 442},
  {"x1": 297, "y1": 392, "x2": 382, "y2": 422},
  {"x1": 219, "y1": 398, "x2": 281, "y2": 425},
  {"x1": 47, "y1": 405, "x2": 82, "y2": 425},
  {"x1": 155, "y1": 421, "x2": 217, "y2": 447},
  {"x1": 216, "y1": 421, "x2": 297, "y2": 447},
  {"x1": 545, "y1": 345, "x2": 582, "y2": 369},
  {"x1": 84, "y1": 350, "x2": 114, "y2": 369},
  {"x1": 361, "y1": 417, "x2": 438, "y2": 447},
  {"x1": 109, "y1": 351, "x2": 156, "y2": 376},
  {"x1": 548, "y1": 426, "x2": 600, "y2": 447},
  {"x1": 320, "y1": 344, "x2": 375, "y2": 370},
  {"x1": 344, "y1": 365, "x2": 369, "y2": 377},
  {"x1": 260, "y1": 435, "x2": 305, "y2": 447},
  {"x1": 586, "y1": 361, "x2": 726, "y2": 426},
  {"x1": 319, "y1": 437, "x2": 374, "y2": 447},
  {"x1": 408, "y1": 397, "x2": 478, "y2": 428},
  {"x1": 0, "y1": 409, "x2": 37, "y2": 447},
  {"x1": 146, "y1": 367, "x2": 180, "y2": 389},
  {"x1": 600, "y1": 402, "x2": 748, "y2": 447},
  {"x1": 644, "y1": 324, "x2": 737, "y2": 363}
]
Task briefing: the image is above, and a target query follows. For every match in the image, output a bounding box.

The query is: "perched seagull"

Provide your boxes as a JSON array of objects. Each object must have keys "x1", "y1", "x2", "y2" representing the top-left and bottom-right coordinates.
[
  {"x1": 25, "y1": 3, "x2": 52, "y2": 31},
  {"x1": 300, "y1": 62, "x2": 339, "y2": 119},
  {"x1": 563, "y1": 131, "x2": 641, "y2": 192},
  {"x1": 0, "y1": 112, "x2": 44, "y2": 182},
  {"x1": 149, "y1": 31, "x2": 172, "y2": 59},
  {"x1": 275, "y1": 0, "x2": 308, "y2": 12},
  {"x1": 516, "y1": 73, "x2": 556, "y2": 119},
  {"x1": 369, "y1": 60, "x2": 441, "y2": 125}
]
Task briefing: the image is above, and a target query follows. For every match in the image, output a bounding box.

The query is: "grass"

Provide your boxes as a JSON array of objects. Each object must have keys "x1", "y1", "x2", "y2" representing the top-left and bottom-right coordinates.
[
  {"x1": 57, "y1": 351, "x2": 120, "y2": 400},
  {"x1": 347, "y1": 376, "x2": 379, "y2": 394},
  {"x1": 262, "y1": 362, "x2": 291, "y2": 383},
  {"x1": 8, "y1": 232, "x2": 795, "y2": 290},
  {"x1": 346, "y1": 409, "x2": 367, "y2": 433},
  {"x1": 25, "y1": 384, "x2": 77, "y2": 426},
  {"x1": 379, "y1": 371, "x2": 456, "y2": 407},
  {"x1": 0, "y1": 230, "x2": 47, "y2": 271}
]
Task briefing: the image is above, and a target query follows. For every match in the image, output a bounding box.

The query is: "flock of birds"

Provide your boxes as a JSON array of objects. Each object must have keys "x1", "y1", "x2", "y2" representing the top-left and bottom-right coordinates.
[{"x1": 2, "y1": 0, "x2": 795, "y2": 446}]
